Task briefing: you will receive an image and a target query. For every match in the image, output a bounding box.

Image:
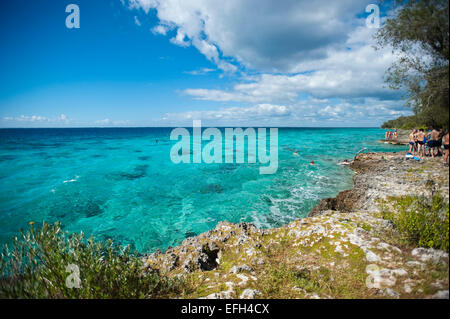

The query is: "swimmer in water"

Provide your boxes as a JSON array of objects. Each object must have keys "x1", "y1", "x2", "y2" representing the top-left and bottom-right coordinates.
[
  {"x1": 310, "y1": 160, "x2": 315, "y2": 165},
  {"x1": 293, "y1": 151, "x2": 299, "y2": 156}
]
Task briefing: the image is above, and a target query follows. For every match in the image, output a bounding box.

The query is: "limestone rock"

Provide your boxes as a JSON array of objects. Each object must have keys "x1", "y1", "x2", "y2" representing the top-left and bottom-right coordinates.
[{"x1": 240, "y1": 289, "x2": 261, "y2": 299}]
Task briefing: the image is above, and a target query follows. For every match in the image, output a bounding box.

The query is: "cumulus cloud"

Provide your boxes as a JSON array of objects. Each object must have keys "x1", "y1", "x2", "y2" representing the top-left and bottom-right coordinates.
[
  {"x1": 124, "y1": 1, "x2": 399, "y2": 97},
  {"x1": 124, "y1": 0, "x2": 376, "y2": 73},
  {"x1": 123, "y1": 1, "x2": 409, "y2": 126},
  {"x1": 183, "y1": 23, "x2": 399, "y2": 103}
]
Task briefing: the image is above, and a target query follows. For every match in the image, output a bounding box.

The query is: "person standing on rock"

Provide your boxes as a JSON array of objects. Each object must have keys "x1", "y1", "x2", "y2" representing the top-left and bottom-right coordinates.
[
  {"x1": 416, "y1": 129, "x2": 426, "y2": 158},
  {"x1": 428, "y1": 128, "x2": 441, "y2": 158},
  {"x1": 437, "y1": 129, "x2": 444, "y2": 156},
  {"x1": 443, "y1": 131, "x2": 449, "y2": 166},
  {"x1": 409, "y1": 129, "x2": 417, "y2": 154}
]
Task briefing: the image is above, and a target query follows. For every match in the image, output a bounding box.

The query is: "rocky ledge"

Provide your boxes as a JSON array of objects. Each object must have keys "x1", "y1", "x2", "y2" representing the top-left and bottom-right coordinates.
[{"x1": 143, "y1": 152, "x2": 449, "y2": 299}]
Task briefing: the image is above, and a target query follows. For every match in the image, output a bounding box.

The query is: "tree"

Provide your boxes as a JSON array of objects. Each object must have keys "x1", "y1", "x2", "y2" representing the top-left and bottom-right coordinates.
[{"x1": 377, "y1": 0, "x2": 449, "y2": 129}]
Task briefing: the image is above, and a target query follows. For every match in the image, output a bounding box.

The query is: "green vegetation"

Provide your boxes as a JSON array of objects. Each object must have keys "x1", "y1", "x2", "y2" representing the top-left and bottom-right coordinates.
[
  {"x1": 381, "y1": 115, "x2": 433, "y2": 130},
  {"x1": 0, "y1": 222, "x2": 184, "y2": 298},
  {"x1": 377, "y1": 0, "x2": 449, "y2": 130},
  {"x1": 255, "y1": 231, "x2": 369, "y2": 299},
  {"x1": 259, "y1": 263, "x2": 325, "y2": 297},
  {"x1": 381, "y1": 194, "x2": 449, "y2": 251}
]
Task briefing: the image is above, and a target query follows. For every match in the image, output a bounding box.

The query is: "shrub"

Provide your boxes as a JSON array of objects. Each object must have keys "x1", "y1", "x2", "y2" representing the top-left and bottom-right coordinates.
[
  {"x1": 0, "y1": 222, "x2": 184, "y2": 298},
  {"x1": 382, "y1": 195, "x2": 449, "y2": 251}
]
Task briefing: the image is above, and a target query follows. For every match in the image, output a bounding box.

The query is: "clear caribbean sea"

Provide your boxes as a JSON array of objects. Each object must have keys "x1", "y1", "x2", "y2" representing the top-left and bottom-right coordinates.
[{"x1": 0, "y1": 127, "x2": 406, "y2": 253}]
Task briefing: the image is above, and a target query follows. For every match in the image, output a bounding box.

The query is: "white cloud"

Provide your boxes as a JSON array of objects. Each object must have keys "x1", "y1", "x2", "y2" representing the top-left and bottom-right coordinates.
[
  {"x1": 126, "y1": 0, "x2": 156, "y2": 13},
  {"x1": 0, "y1": 115, "x2": 133, "y2": 128},
  {"x1": 123, "y1": 1, "x2": 409, "y2": 126},
  {"x1": 184, "y1": 68, "x2": 216, "y2": 75},
  {"x1": 3, "y1": 114, "x2": 70, "y2": 123},
  {"x1": 183, "y1": 23, "x2": 398, "y2": 103},
  {"x1": 152, "y1": 24, "x2": 169, "y2": 35},
  {"x1": 163, "y1": 103, "x2": 290, "y2": 123},
  {"x1": 124, "y1": 1, "x2": 399, "y2": 101},
  {"x1": 161, "y1": 98, "x2": 412, "y2": 127},
  {"x1": 169, "y1": 29, "x2": 190, "y2": 47},
  {"x1": 124, "y1": 0, "x2": 375, "y2": 73}
]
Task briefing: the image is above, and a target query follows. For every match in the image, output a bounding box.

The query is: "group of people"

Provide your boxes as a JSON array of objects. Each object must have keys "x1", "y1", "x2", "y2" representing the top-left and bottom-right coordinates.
[
  {"x1": 408, "y1": 127, "x2": 449, "y2": 165},
  {"x1": 385, "y1": 129, "x2": 398, "y2": 140}
]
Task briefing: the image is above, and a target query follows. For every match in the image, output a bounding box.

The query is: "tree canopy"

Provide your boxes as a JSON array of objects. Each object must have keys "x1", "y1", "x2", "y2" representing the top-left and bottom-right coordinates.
[{"x1": 377, "y1": 0, "x2": 449, "y2": 129}]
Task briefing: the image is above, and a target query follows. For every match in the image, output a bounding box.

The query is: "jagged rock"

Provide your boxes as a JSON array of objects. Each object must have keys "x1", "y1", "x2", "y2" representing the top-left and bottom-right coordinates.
[
  {"x1": 240, "y1": 289, "x2": 261, "y2": 299},
  {"x1": 432, "y1": 290, "x2": 449, "y2": 299},
  {"x1": 202, "y1": 283, "x2": 234, "y2": 299},
  {"x1": 366, "y1": 266, "x2": 397, "y2": 289},
  {"x1": 229, "y1": 264, "x2": 253, "y2": 274},
  {"x1": 411, "y1": 248, "x2": 449, "y2": 264},
  {"x1": 162, "y1": 253, "x2": 179, "y2": 271},
  {"x1": 382, "y1": 288, "x2": 400, "y2": 298},
  {"x1": 195, "y1": 243, "x2": 220, "y2": 271},
  {"x1": 252, "y1": 257, "x2": 265, "y2": 265},
  {"x1": 366, "y1": 251, "x2": 381, "y2": 262},
  {"x1": 403, "y1": 284, "x2": 412, "y2": 294},
  {"x1": 309, "y1": 188, "x2": 364, "y2": 217}
]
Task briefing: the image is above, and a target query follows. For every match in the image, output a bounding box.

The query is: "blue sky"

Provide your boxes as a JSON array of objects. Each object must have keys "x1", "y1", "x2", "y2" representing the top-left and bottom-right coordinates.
[{"x1": 0, "y1": 0, "x2": 411, "y2": 127}]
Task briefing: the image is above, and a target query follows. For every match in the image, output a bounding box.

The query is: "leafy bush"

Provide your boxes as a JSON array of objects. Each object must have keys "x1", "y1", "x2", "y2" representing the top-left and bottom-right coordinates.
[
  {"x1": 0, "y1": 222, "x2": 184, "y2": 298},
  {"x1": 382, "y1": 195, "x2": 449, "y2": 251}
]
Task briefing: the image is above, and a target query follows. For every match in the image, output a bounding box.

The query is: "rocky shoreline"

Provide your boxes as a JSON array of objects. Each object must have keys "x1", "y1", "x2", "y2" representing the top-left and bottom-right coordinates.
[
  {"x1": 143, "y1": 151, "x2": 449, "y2": 299},
  {"x1": 378, "y1": 128, "x2": 410, "y2": 145}
]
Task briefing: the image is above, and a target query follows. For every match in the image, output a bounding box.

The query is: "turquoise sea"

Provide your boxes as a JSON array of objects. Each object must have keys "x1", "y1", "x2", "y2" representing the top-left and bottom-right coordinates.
[{"x1": 0, "y1": 128, "x2": 406, "y2": 253}]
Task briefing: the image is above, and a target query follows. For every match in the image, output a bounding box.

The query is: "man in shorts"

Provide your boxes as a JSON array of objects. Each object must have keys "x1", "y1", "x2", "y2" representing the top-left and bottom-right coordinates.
[
  {"x1": 416, "y1": 129, "x2": 426, "y2": 158},
  {"x1": 427, "y1": 128, "x2": 440, "y2": 158},
  {"x1": 409, "y1": 129, "x2": 417, "y2": 154}
]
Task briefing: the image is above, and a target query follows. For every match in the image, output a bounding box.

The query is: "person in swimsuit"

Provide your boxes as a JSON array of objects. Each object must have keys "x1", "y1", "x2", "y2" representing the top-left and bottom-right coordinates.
[
  {"x1": 409, "y1": 129, "x2": 417, "y2": 154},
  {"x1": 443, "y1": 131, "x2": 449, "y2": 165},
  {"x1": 428, "y1": 128, "x2": 440, "y2": 158},
  {"x1": 437, "y1": 129, "x2": 444, "y2": 156},
  {"x1": 416, "y1": 129, "x2": 426, "y2": 158},
  {"x1": 425, "y1": 128, "x2": 432, "y2": 156},
  {"x1": 414, "y1": 129, "x2": 420, "y2": 155}
]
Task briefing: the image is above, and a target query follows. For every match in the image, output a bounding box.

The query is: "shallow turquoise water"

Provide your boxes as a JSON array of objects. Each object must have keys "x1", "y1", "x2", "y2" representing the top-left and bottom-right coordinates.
[{"x1": 0, "y1": 128, "x2": 406, "y2": 253}]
